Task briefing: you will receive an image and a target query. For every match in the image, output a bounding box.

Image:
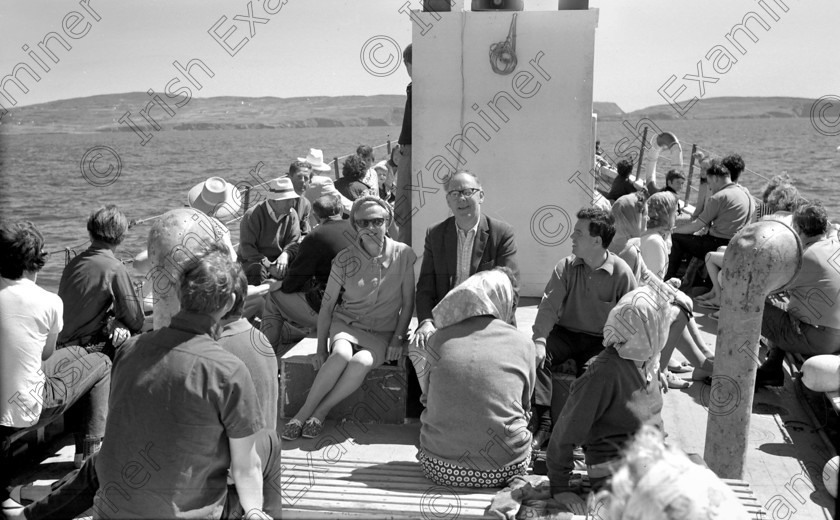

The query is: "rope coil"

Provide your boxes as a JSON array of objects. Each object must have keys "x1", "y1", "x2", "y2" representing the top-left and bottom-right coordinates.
[{"x1": 489, "y1": 13, "x2": 518, "y2": 75}]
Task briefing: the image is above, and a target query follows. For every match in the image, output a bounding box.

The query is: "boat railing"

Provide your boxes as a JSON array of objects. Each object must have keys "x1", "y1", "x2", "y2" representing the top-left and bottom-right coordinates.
[{"x1": 47, "y1": 140, "x2": 397, "y2": 268}]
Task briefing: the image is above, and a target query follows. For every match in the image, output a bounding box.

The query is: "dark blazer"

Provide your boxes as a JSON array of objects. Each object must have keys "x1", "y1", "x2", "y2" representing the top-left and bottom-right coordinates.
[{"x1": 416, "y1": 214, "x2": 519, "y2": 322}]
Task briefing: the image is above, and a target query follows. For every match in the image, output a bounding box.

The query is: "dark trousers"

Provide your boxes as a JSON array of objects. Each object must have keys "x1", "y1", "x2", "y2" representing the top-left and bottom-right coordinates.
[
  {"x1": 2, "y1": 347, "x2": 110, "y2": 502},
  {"x1": 665, "y1": 233, "x2": 731, "y2": 280},
  {"x1": 534, "y1": 326, "x2": 604, "y2": 407},
  {"x1": 23, "y1": 430, "x2": 283, "y2": 520}
]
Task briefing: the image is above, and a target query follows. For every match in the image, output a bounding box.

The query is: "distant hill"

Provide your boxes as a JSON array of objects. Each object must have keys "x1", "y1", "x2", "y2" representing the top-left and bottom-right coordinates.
[
  {"x1": 621, "y1": 96, "x2": 816, "y2": 121},
  {"x1": 0, "y1": 93, "x2": 817, "y2": 134},
  {"x1": 0, "y1": 93, "x2": 406, "y2": 135}
]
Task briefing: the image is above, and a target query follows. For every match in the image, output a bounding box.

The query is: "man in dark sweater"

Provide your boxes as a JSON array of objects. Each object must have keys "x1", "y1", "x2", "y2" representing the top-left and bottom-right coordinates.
[
  {"x1": 261, "y1": 194, "x2": 356, "y2": 355},
  {"x1": 57, "y1": 205, "x2": 144, "y2": 350}
]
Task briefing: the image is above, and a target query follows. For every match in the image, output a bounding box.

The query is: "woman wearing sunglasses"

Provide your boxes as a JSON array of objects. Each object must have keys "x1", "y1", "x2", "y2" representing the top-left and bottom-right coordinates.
[{"x1": 282, "y1": 196, "x2": 416, "y2": 440}]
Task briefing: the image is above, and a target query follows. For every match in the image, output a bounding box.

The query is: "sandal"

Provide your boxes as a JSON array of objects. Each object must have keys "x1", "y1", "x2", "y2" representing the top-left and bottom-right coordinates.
[
  {"x1": 695, "y1": 291, "x2": 716, "y2": 302},
  {"x1": 665, "y1": 370, "x2": 690, "y2": 390},
  {"x1": 281, "y1": 419, "x2": 303, "y2": 440},
  {"x1": 696, "y1": 300, "x2": 720, "y2": 310},
  {"x1": 709, "y1": 311, "x2": 720, "y2": 320},
  {"x1": 301, "y1": 417, "x2": 324, "y2": 439},
  {"x1": 667, "y1": 361, "x2": 693, "y2": 374}
]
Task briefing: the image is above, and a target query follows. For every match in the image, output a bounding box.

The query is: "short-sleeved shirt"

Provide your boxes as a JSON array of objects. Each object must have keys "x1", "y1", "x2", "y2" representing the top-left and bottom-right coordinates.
[
  {"x1": 697, "y1": 183, "x2": 753, "y2": 239},
  {"x1": 218, "y1": 317, "x2": 279, "y2": 431},
  {"x1": 328, "y1": 237, "x2": 416, "y2": 333},
  {"x1": 57, "y1": 247, "x2": 144, "y2": 345},
  {"x1": 532, "y1": 253, "x2": 638, "y2": 340},
  {"x1": 788, "y1": 236, "x2": 840, "y2": 330},
  {"x1": 93, "y1": 311, "x2": 263, "y2": 519},
  {"x1": 0, "y1": 277, "x2": 63, "y2": 427}
]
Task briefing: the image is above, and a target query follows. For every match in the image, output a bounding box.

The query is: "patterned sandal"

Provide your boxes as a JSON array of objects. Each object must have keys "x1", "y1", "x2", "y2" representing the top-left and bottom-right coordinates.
[
  {"x1": 281, "y1": 419, "x2": 303, "y2": 440},
  {"x1": 301, "y1": 417, "x2": 324, "y2": 439}
]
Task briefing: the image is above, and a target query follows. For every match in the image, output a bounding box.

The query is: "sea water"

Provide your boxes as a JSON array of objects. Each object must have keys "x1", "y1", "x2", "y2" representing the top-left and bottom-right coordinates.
[{"x1": 1, "y1": 118, "x2": 837, "y2": 291}]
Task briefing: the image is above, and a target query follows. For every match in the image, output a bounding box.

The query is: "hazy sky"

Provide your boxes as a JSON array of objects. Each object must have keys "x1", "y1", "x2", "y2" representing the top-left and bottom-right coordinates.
[{"x1": 1, "y1": 0, "x2": 837, "y2": 112}]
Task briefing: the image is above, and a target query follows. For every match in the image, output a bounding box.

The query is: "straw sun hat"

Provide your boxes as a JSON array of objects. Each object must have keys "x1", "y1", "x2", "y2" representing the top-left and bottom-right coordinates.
[{"x1": 188, "y1": 177, "x2": 242, "y2": 221}]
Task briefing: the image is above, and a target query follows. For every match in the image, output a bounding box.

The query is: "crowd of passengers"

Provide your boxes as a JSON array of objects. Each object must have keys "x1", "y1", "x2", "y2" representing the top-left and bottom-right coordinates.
[{"x1": 2, "y1": 141, "x2": 837, "y2": 519}]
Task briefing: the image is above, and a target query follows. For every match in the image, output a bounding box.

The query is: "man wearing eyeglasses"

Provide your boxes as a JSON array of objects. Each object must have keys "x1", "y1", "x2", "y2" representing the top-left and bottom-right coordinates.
[{"x1": 412, "y1": 171, "x2": 519, "y2": 362}]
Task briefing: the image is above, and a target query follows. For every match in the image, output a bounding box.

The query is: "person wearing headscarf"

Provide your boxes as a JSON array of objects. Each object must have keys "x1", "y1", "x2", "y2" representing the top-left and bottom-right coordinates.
[
  {"x1": 593, "y1": 425, "x2": 750, "y2": 520},
  {"x1": 547, "y1": 285, "x2": 676, "y2": 500},
  {"x1": 417, "y1": 269, "x2": 534, "y2": 488},
  {"x1": 608, "y1": 194, "x2": 714, "y2": 387}
]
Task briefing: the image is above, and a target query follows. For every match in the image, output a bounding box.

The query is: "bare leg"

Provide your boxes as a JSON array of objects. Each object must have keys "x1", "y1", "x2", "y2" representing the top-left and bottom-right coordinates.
[
  {"x1": 292, "y1": 340, "x2": 353, "y2": 422},
  {"x1": 661, "y1": 314, "x2": 715, "y2": 380},
  {"x1": 686, "y1": 316, "x2": 715, "y2": 359},
  {"x1": 698, "y1": 251, "x2": 724, "y2": 304},
  {"x1": 311, "y1": 350, "x2": 376, "y2": 421}
]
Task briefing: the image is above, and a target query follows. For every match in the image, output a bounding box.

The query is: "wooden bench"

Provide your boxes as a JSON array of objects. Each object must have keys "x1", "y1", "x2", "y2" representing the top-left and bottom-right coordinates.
[
  {"x1": 280, "y1": 454, "x2": 766, "y2": 519},
  {"x1": 279, "y1": 338, "x2": 409, "y2": 424},
  {"x1": 1, "y1": 414, "x2": 66, "y2": 487}
]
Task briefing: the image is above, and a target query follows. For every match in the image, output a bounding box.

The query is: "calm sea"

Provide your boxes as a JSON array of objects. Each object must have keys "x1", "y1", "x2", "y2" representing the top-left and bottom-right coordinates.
[{"x1": 1, "y1": 118, "x2": 837, "y2": 291}]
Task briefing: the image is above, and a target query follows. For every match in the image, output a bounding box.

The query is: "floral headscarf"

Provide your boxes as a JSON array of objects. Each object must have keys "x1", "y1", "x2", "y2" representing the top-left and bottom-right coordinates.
[
  {"x1": 602, "y1": 286, "x2": 680, "y2": 382},
  {"x1": 432, "y1": 270, "x2": 514, "y2": 329}
]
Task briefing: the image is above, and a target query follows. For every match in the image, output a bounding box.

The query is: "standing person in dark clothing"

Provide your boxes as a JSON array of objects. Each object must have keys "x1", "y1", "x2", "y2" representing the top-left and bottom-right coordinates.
[
  {"x1": 261, "y1": 194, "x2": 356, "y2": 354},
  {"x1": 606, "y1": 159, "x2": 638, "y2": 202},
  {"x1": 395, "y1": 43, "x2": 412, "y2": 245},
  {"x1": 57, "y1": 205, "x2": 144, "y2": 351}
]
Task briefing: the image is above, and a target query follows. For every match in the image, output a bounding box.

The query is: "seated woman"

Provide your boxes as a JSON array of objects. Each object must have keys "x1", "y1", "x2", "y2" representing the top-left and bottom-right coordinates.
[
  {"x1": 589, "y1": 425, "x2": 750, "y2": 519},
  {"x1": 417, "y1": 269, "x2": 534, "y2": 488},
  {"x1": 282, "y1": 196, "x2": 415, "y2": 440},
  {"x1": 547, "y1": 285, "x2": 674, "y2": 498},
  {"x1": 698, "y1": 183, "x2": 802, "y2": 313},
  {"x1": 609, "y1": 194, "x2": 714, "y2": 387}
]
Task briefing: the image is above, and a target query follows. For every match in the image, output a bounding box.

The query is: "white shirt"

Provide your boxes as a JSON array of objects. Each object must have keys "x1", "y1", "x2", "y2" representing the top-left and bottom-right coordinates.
[
  {"x1": 0, "y1": 277, "x2": 63, "y2": 427},
  {"x1": 454, "y1": 220, "x2": 480, "y2": 287}
]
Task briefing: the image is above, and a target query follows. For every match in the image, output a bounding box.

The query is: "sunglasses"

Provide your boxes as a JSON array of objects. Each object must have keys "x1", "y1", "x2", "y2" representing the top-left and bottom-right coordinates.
[{"x1": 356, "y1": 218, "x2": 386, "y2": 228}]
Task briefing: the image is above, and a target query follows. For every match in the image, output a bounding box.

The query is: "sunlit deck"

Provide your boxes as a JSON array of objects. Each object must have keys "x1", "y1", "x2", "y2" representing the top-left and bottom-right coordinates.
[{"x1": 8, "y1": 299, "x2": 836, "y2": 519}]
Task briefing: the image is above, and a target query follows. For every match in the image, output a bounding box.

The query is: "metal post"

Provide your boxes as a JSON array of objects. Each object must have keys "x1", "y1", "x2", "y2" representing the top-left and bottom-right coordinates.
[
  {"x1": 387, "y1": 139, "x2": 392, "y2": 155},
  {"x1": 243, "y1": 186, "x2": 251, "y2": 214},
  {"x1": 704, "y1": 221, "x2": 802, "y2": 478},
  {"x1": 685, "y1": 144, "x2": 697, "y2": 203},
  {"x1": 635, "y1": 126, "x2": 648, "y2": 183},
  {"x1": 334, "y1": 157, "x2": 340, "y2": 180}
]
